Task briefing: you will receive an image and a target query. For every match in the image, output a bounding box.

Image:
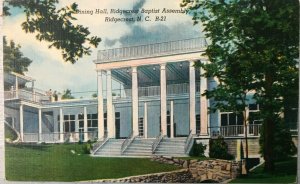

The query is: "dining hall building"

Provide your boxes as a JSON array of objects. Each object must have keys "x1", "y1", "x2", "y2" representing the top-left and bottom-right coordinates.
[{"x1": 5, "y1": 37, "x2": 292, "y2": 157}]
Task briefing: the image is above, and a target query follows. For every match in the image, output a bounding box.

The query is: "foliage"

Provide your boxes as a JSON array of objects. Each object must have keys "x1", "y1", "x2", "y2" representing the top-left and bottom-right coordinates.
[
  {"x1": 82, "y1": 143, "x2": 91, "y2": 154},
  {"x1": 189, "y1": 141, "x2": 206, "y2": 157},
  {"x1": 209, "y1": 136, "x2": 233, "y2": 160},
  {"x1": 92, "y1": 93, "x2": 97, "y2": 98},
  {"x1": 61, "y1": 89, "x2": 75, "y2": 99},
  {"x1": 259, "y1": 120, "x2": 297, "y2": 162},
  {"x1": 4, "y1": 0, "x2": 101, "y2": 63},
  {"x1": 5, "y1": 143, "x2": 179, "y2": 181},
  {"x1": 4, "y1": 123, "x2": 18, "y2": 141},
  {"x1": 3, "y1": 37, "x2": 32, "y2": 75},
  {"x1": 181, "y1": 0, "x2": 299, "y2": 172},
  {"x1": 230, "y1": 157, "x2": 297, "y2": 183}
]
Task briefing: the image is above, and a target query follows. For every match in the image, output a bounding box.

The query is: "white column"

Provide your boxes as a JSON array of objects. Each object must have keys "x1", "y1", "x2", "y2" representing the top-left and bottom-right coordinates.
[
  {"x1": 160, "y1": 64, "x2": 167, "y2": 136},
  {"x1": 170, "y1": 101, "x2": 174, "y2": 138},
  {"x1": 106, "y1": 70, "x2": 115, "y2": 138},
  {"x1": 144, "y1": 102, "x2": 148, "y2": 138},
  {"x1": 200, "y1": 60, "x2": 208, "y2": 135},
  {"x1": 189, "y1": 61, "x2": 196, "y2": 134},
  {"x1": 15, "y1": 76, "x2": 19, "y2": 98},
  {"x1": 59, "y1": 108, "x2": 64, "y2": 142},
  {"x1": 132, "y1": 67, "x2": 139, "y2": 136},
  {"x1": 83, "y1": 106, "x2": 88, "y2": 141},
  {"x1": 38, "y1": 108, "x2": 42, "y2": 142},
  {"x1": 97, "y1": 71, "x2": 104, "y2": 139},
  {"x1": 20, "y1": 104, "x2": 24, "y2": 142}
]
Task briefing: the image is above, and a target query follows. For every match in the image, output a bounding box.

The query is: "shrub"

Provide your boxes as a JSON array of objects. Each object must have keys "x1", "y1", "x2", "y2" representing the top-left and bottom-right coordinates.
[
  {"x1": 209, "y1": 136, "x2": 233, "y2": 160},
  {"x1": 82, "y1": 143, "x2": 91, "y2": 154},
  {"x1": 189, "y1": 141, "x2": 207, "y2": 157}
]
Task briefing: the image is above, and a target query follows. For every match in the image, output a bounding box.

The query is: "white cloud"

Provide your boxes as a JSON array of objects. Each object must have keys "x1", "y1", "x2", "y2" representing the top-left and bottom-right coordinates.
[{"x1": 3, "y1": 0, "x2": 202, "y2": 95}]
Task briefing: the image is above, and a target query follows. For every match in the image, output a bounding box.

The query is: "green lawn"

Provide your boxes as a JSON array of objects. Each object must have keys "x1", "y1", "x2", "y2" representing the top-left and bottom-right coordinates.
[
  {"x1": 230, "y1": 157, "x2": 297, "y2": 183},
  {"x1": 5, "y1": 143, "x2": 179, "y2": 181}
]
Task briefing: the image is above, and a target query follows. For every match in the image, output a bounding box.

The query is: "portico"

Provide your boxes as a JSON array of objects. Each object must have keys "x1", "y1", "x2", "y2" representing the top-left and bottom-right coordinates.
[{"x1": 94, "y1": 37, "x2": 210, "y2": 139}]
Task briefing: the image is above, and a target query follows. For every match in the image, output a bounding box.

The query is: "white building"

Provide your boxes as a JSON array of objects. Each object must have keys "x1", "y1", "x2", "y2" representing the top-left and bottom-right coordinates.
[{"x1": 4, "y1": 37, "x2": 266, "y2": 157}]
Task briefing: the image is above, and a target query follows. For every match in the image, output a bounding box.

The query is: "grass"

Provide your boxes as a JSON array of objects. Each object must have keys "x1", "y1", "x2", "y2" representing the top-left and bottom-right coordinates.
[
  {"x1": 5, "y1": 143, "x2": 179, "y2": 181},
  {"x1": 230, "y1": 157, "x2": 297, "y2": 183}
]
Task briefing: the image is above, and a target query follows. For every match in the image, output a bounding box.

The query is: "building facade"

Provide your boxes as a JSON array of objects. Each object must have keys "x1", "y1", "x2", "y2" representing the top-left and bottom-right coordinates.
[{"x1": 4, "y1": 37, "x2": 266, "y2": 145}]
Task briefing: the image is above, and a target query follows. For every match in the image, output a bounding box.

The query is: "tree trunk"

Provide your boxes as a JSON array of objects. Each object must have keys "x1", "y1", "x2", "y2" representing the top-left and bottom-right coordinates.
[
  {"x1": 264, "y1": 118, "x2": 275, "y2": 172},
  {"x1": 262, "y1": 70, "x2": 276, "y2": 172},
  {"x1": 243, "y1": 109, "x2": 249, "y2": 174}
]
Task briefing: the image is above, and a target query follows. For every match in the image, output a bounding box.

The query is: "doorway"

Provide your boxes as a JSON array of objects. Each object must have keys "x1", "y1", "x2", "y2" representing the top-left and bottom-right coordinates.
[{"x1": 115, "y1": 112, "x2": 120, "y2": 139}]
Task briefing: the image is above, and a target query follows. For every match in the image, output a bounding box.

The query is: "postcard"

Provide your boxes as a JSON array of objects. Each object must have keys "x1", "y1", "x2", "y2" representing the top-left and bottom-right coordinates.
[{"x1": 1, "y1": 0, "x2": 298, "y2": 183}]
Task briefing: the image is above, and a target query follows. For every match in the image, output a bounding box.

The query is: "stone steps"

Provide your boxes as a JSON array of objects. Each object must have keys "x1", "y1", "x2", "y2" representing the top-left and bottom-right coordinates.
[
  {"x1": 153, "y1": 137, "x2": 188, "y2": 157},
  {"x1": 94, "y1": 137, "x2": 189, "y2": 157},
  {"x1": 123, "y1": 138, "x2": 154, "y2": 156},
  {"x1": 93, "y1": 139, "x2": 124, "y2": 156}
]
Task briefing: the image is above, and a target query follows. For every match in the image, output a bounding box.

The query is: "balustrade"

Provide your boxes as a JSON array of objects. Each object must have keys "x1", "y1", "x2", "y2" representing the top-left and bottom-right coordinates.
[{"x1": 97, "y1": 37, "x2": 207, "y2": 62}]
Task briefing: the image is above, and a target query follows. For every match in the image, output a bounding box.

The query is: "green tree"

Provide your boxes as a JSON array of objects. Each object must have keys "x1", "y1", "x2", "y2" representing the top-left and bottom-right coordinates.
[
  {"x1": 181, "y1": 0, "x2": 298, "y2": 172},
  {"x1": 4, "y1": 0, "x2": 101, "y2": 63},
  {"x1": 61, "y1": 89, "x2": 75, "y2": 99},
  {"x1": 3, "y1": 36, "x2": 32, "y2": 75}
]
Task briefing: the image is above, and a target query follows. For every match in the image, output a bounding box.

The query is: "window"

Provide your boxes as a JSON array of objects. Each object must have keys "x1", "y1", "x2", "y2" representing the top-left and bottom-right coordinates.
[
  {"x1": 220, "y1": 112, "x2": 244, "y2": 126},
  {"x1": 138, "y1": 117, "x2": 144, "y2": 137},
  {"x1": 248, "y1": 103, "x2": 261, "y2": 124},
  {"x1": 196, "y1": 115, "x2": 200, "y2": 134},
  {"x1": 78, "y1": 114, "x2": 84, "y2": 131},
  {"x1": 249, "y1": 103, "x2": 259, "y2": 111},
  {"x1": 104, "y1": 113, "x2": 107, "y2": 135},
  {"x1": 77, "y1": 113, "x2": 98, "y2": 132},
  {"x1": 63, "y1": 115, "x2": 75, "y2": 132}
]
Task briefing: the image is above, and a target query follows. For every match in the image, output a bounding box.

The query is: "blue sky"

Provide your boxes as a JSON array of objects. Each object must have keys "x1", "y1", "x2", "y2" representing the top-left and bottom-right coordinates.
[{"x1": 3, "y1": 0, "x2": 202, "y2": 97}]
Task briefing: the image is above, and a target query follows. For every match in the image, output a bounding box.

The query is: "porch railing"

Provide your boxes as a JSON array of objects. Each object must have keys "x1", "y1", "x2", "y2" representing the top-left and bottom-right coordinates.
[
  {"x1": 152, "y1": 132, "x2": 164, "y2": 154},
  {"x1": 209, "y1": 124, "x2": 262, "y2": 138},
  {"x1": 184, "y1": 130, "x2": 193, "y2": 154},
  {"x1": 97, "y1": 37, "x2": 207, "y2": 63},
  {"x1": 121, "y1": 131, "x2": 135, "y2": 154},
  {"x1": 22, "y1": 132, "x2": 99, "y2": 143}
]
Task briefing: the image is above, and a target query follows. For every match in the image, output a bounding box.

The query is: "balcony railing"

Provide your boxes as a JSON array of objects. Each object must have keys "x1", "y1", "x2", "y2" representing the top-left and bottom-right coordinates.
[
  {"x1": 4, "y1": 89, "x2": 50, "y2": 103},
  {"x1": 97, "y1": 37, "x2": 207, "y2": 63},
  {"x1": 103, "y1": 83, "x2": 200, "y2": 99}
]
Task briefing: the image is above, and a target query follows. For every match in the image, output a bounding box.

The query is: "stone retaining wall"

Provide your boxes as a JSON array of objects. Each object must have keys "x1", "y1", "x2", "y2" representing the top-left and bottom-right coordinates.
[
  {"x1": 91, "y1": 169, "x2": 196, "y2": 183},
  {"x1": 151, "y1": 156, "x2": 241, "y2": 182},
  {"x1": 89, "y1": 156, "x2": 241, "y2": 183}
]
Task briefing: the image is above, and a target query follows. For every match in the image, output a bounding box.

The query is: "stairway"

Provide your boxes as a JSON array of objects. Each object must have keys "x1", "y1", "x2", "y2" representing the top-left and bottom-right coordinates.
[
  {"x1": 123, "y1": 138, "x2": 154, "y2": 157},
  {"x1": 93, "y1": 139, "x2": 124, "y2": 157},
  {"x1": 154, "y1": 137, "x2": 188, "y2": 157}
]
